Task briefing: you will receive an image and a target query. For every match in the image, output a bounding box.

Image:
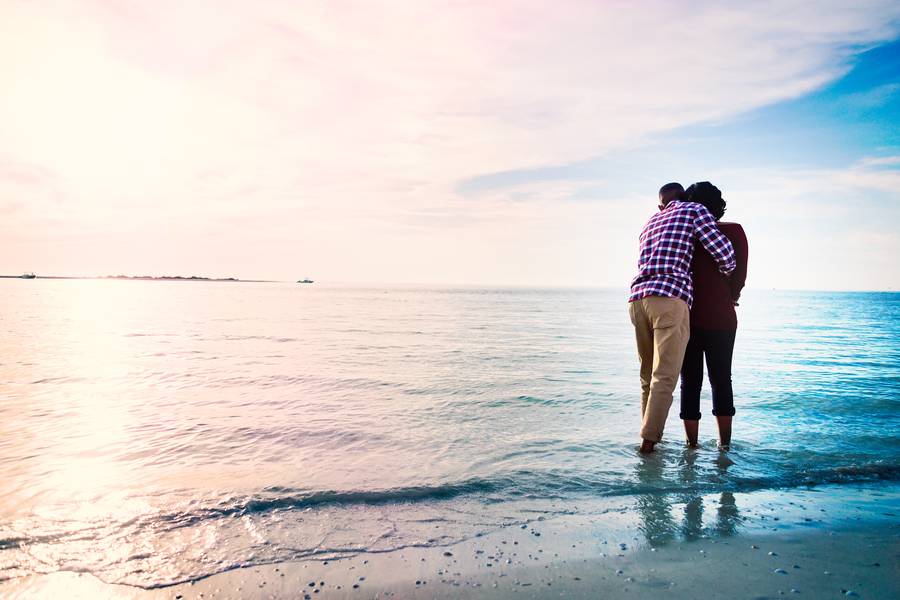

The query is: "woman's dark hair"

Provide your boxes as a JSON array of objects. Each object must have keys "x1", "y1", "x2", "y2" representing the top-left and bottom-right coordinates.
[{"x1": 685, "y1": 181, "x2": 726, "y2": 220}]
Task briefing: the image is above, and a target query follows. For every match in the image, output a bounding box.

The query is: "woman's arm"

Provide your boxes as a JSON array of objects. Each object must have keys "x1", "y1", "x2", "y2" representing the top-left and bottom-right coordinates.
[
  {"x1": 728, "y1": 224, "x2": 749, "y2": 302},
  {"x1": 694, "y1": 207, "x2": 736, "y2": 275}
]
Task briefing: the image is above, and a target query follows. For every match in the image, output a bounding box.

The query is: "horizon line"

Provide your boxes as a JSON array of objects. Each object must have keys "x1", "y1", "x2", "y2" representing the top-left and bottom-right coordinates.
[{"x1": 0, "y1": 275, "x2": 896, "y2": 294}]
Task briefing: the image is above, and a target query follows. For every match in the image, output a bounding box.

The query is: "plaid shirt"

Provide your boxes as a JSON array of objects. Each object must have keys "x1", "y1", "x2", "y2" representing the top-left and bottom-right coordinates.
[{"x1": 629, "y1": 201, "x2": 736, "y2": 308}]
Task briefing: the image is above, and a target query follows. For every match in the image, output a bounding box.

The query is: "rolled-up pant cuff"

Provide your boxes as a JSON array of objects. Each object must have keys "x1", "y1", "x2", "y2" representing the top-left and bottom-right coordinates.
[{"x1": 680, "y1": 412, "x2": 701, "y2": 420}]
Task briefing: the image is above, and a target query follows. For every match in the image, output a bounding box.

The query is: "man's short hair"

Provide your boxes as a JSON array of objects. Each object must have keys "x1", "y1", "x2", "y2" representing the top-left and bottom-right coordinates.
[
  {"x1": 659, "y1": 182, "x2": 684, "y2": 197},
  {"x1": 658, "y1": 182, "x2": 685, "y2": 205}
]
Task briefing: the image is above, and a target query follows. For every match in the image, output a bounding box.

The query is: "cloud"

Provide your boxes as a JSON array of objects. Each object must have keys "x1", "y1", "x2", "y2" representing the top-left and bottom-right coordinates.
[
  {"x1": 834, "y1": 82, "x2": 900, "y2": 110},
  {"x1": 744, "y1": 155, "x2": 900, "y2": 202},
  {"x1": 857, "y1": 155, "x2": 900, "y2": 167},
  {"x1": 687, "y1": 156, "x2": 900, "y2": 290},
  {"x1": 0, "y1": 157, "x2": 65, "y2": 218},
  {"x1": 835, "y1": 155, "x2": 900, "y2": 191},
  {"x1": 1, "y1": 1, "x2": 899, "y2": 283},
  {"x1": 451, "y1": 153, "x2": 900, "y2": 289}
]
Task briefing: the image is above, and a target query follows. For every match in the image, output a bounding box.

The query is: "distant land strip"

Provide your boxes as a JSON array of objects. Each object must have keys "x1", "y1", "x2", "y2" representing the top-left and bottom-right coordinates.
[{"x1": 0, "y1": 274, "x2": 277, "y2": 282}]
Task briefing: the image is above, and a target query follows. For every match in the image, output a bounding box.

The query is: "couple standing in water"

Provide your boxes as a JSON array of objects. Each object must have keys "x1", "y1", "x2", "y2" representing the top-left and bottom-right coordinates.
[{"x1": 628, "y1": 182, "x2": 749, "y2": 454}]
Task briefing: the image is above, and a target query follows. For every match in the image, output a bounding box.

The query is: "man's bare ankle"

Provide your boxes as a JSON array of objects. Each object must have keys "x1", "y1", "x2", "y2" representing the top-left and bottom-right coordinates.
[{"x1": 639, "y1": 439, "x2": 657, "y2": 453}]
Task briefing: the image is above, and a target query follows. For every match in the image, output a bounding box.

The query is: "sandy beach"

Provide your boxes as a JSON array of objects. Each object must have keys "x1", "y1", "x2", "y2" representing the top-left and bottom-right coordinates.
[{"x1": 7, "y1": 481, "x2": 898, "y2": 599}]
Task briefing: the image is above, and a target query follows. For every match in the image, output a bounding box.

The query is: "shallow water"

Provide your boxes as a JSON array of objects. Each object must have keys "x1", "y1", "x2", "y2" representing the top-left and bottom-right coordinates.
[{"x1": 1, "y1": 281, "x2": 898, "y2": 587}]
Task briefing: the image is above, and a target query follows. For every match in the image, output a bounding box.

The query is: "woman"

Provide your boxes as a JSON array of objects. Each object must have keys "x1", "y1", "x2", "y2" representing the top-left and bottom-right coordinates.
[{"x1": 680, "y1": 182, "x2": 748, "y2": 450}]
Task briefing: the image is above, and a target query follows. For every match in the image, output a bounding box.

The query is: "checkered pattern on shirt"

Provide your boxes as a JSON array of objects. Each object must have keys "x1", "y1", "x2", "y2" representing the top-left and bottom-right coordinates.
[{"x1": 629, "y1": 201, "x2": 736, "y2": 308}]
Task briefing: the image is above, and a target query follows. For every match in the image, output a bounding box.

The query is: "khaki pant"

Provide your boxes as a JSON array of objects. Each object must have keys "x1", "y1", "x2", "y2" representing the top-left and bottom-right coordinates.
[{"x1": 628, "y1": 296, "x2": 690, "y2": 442}]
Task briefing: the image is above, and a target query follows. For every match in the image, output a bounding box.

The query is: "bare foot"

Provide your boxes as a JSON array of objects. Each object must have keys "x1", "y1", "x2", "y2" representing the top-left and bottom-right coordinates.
[
  {"x1": 715, "y1": 416, "x2": 732, "y2": 449},
  {"x1": 639, "y1": 439, "x2": 656, "y2": 454},
  {"x1": 683, "y1": 419, "x2": 699, "y2": 449},
  {"x1": 718, "y1": 443, "x2": 730, "y2": 452}
]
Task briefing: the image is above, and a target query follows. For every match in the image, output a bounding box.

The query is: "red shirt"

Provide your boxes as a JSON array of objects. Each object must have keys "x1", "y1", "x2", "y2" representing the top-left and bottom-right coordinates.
[{"x1": 689, "y1": 222, "x2": 748, "y2": 330}]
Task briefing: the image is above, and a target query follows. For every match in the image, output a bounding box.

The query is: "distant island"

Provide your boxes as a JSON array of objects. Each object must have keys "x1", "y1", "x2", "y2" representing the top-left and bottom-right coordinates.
[
  {"x1": 103, "y1": 275, "x2": 241, "y2": 281},
  {"x1": 0, "y1": 273, "x2": 274, "y2": 282}
]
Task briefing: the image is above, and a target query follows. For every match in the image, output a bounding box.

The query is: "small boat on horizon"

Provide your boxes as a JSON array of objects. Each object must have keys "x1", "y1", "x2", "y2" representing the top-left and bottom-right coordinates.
[
  {"x1": 297, "y1": 279, "x2": 314, "y2": 284},
  {"x1": 20, "y1": 272, "x2": 36, "y2": 279}
]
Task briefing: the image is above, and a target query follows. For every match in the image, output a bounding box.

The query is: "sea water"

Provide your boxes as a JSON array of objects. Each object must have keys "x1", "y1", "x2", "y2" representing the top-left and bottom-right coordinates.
[{"x1": 1, "y1": 281, "x2": 898, "y2": 587}]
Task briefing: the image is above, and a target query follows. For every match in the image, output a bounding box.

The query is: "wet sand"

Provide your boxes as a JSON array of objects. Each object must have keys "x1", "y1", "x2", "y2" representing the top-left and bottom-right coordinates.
[{"x1": 6, "y1": 482, "x2": 899, "y2": 599}]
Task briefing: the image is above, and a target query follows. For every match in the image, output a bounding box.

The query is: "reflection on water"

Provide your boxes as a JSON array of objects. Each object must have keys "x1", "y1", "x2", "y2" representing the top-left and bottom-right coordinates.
[
  {"x1": 635, "y1": 447, "x2": 741, "y2": 545},
  {"x1": 634, "y1": 453, "x2": 675, "y2": 545},
  {"x1": 717, "y1": 492, "x2": 739, "y2": 537}
]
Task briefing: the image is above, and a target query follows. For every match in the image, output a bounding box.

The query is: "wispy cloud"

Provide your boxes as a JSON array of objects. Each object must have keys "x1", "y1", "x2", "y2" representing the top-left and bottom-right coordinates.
[
  {"x1": 834, "y1": 82, "x2": 900, "y2": 110},
  {"x1": 857, "y1": 155, "x2": 900, "y2": 167},
  {"x1": 0, "y1": 156, "x2": 65, "y2": 217}
]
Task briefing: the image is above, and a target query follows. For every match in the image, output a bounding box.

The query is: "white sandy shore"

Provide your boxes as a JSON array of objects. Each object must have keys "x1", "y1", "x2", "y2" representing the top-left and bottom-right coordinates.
[{"x1": 5, "y1": 483, "x2": 899, "y2": 599}]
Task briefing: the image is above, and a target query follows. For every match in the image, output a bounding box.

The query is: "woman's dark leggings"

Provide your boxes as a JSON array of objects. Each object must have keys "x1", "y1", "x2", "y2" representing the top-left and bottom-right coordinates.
[{"x1": 679, "y1": 328, "x2": 737, "y2": 420}]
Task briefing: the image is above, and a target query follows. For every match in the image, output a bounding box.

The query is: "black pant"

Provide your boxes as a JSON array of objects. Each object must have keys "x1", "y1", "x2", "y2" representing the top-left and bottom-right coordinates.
[{"x1": 679, "y1": 328, "x2": 736, "y2": 420}]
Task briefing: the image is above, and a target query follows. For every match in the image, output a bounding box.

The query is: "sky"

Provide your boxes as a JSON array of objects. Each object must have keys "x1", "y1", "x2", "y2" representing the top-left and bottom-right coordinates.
[{"x1": 1, "y1": 0, "x2": 899, "y2": 289}]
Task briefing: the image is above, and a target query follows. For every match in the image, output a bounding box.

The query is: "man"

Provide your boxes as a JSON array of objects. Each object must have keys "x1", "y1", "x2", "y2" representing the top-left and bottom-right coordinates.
[{"x1": 628, "y1": 182, "x2": 736, "y2": 453}]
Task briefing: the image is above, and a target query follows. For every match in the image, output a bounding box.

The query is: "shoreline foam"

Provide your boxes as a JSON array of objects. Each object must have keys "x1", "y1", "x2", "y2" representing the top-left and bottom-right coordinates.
[{"x1": 5, "y1": 481, "x2": 898, "y2": 599}]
